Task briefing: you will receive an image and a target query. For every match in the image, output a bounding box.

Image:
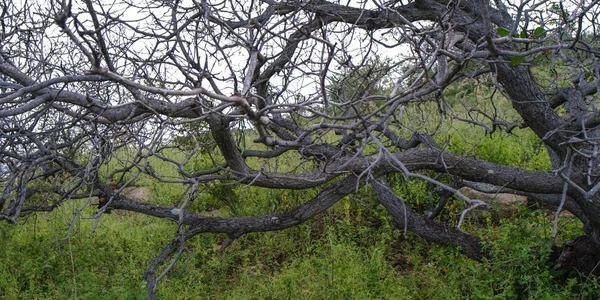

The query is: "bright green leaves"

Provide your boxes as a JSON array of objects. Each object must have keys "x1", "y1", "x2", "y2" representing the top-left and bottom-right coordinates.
[
  {"x1": 532, "y1": 26, "x2": 547, "y2": 38},
  {"x1": 520, "y1": 30, "x2": 528, "y2": 38},
  {"x1": 496, "y1": 27, "x2": 546, "y2": 39},
  {"x1": 496, "y1": 27, "x2": 511, "y2": 37},
  {"x1": 510, "y1": 56, "x2": 526, "y2": 66},
  {"x1": 494, "y1": 26, "x2": 547, "y2": 66}
]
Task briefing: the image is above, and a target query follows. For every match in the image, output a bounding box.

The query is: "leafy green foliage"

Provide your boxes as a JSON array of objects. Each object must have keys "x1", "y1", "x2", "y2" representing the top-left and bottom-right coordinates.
[
  {"x1": 511, "y1": 55, "x2": 527, "y2": 66},
  {"x1": 1, "y1": 197, "x2": 596, "y2": 299},
  {"x1": 497, "y1": 27, "x2": 511, "y2": 37},
  {"x1": 533, "y1": 27, "x2": 547, "y2": 38}
]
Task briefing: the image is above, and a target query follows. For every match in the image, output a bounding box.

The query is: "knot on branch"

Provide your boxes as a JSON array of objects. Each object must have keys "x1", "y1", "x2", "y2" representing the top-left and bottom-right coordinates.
[{"x1": 299, "y1": 144, "x2": 352, "y2": 162}]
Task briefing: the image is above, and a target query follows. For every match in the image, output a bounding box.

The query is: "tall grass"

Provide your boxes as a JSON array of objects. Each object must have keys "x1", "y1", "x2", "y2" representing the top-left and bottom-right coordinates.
[{"x1": 1, "y1": 195, "x2": 596, "y2": 299}]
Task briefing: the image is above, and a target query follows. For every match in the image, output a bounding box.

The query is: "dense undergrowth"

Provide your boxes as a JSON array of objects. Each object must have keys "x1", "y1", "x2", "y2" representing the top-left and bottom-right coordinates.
[{"x1": 0, "y1": 188, "x2": 597, "y2": 299}]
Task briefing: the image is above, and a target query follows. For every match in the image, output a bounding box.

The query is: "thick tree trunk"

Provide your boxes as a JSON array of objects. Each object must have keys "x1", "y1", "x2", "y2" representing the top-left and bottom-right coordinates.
[
  {"x1": 494, "y1": 63, "x2": 600, "y2": 242},
  {"x1": 554, "y1": 235, "x2": 600, "y2": 277}
]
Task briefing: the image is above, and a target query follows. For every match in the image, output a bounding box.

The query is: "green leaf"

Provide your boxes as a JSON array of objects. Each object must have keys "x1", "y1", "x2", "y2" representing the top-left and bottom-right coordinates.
[
  {"x1": 520, "y1": 30, "x2": 528, "y2": 38},
  {"x1": 533, "y1": 27, "x2": 546, "y2": 38},
  {"x1": 510, "y1": 56, "x2": 526, "y2": 66},
  {"x1": 496, "y1": 27, "x2": 511, "y2": 37}
]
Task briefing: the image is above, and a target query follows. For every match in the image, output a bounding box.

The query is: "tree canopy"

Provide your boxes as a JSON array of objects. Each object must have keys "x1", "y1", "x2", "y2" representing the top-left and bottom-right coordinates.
[{"x1": 1, "y1": 0, "x2": 599, "y2": 298}]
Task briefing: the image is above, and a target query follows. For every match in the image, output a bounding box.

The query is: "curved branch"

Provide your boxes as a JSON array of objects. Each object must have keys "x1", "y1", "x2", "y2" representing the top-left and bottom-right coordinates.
[
  {"x1": 372, "y1": 177, "x2": 484, "y2": 260},
  {"x1": 109, "y1": 174, "x2": 363, "y2": 230}
]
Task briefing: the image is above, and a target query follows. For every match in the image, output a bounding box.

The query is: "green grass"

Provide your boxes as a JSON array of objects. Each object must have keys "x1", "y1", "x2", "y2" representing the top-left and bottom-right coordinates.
[{"x1": 1, "y1": 192, "x2": 598, "y2": 299}]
